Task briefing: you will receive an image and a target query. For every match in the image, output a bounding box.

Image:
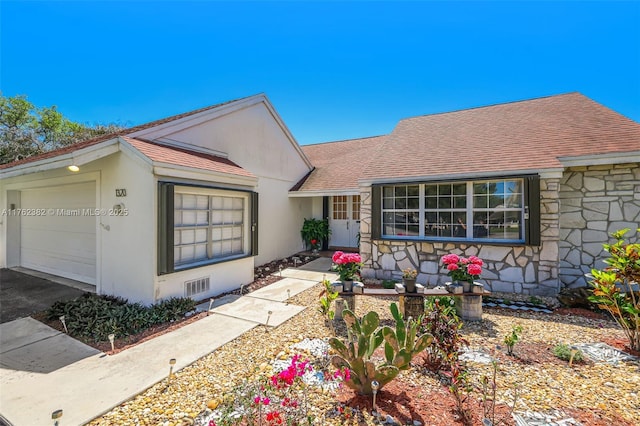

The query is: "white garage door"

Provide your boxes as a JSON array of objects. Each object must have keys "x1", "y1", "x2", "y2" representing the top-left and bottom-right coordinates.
[{"x1": 20, "y1": 181, "x2": 97, "y2": 285}]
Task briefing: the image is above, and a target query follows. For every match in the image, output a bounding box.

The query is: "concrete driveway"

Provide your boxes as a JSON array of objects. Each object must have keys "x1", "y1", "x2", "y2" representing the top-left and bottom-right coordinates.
[{"x1": 0, "y1": 268, "x2": 89, "y2": 323}]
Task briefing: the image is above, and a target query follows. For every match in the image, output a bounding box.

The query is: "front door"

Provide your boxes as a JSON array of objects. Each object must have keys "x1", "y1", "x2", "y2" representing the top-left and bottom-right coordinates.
[{"x1": 329, "y1": 195, "x2": 360, "y2": 248}]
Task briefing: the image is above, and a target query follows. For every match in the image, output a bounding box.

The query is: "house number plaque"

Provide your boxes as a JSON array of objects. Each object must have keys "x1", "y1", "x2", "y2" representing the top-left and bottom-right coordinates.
[{"x1": 116, "y1": 189, "x2": 127, "y2": 197}]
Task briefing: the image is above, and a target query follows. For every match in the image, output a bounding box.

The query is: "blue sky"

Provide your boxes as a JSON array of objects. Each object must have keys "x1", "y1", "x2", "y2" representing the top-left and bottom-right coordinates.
[{"x1": 1, "y1": 1, "x2": 639, "y2": 145}]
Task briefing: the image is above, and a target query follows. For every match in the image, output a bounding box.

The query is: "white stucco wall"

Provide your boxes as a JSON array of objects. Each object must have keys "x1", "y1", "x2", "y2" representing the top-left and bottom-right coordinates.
[
  {"x1": 133, "y1": 100, "x2": 313, "y2": 266},
  {"x1": 0, "y1": 150, "x2": 157, "y2": 304}
]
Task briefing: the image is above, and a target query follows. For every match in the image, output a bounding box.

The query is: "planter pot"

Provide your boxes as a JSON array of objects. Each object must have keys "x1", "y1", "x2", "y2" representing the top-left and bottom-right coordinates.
[
  {"x1": 403, "y1": 278, "x2": 417, "y2": 293},
  {"x1": 462, "y1": 281, "x2": 473, "y2": 293},
  {"x1": 342, "y1": 280, "x2": 354, "y2": 293}
]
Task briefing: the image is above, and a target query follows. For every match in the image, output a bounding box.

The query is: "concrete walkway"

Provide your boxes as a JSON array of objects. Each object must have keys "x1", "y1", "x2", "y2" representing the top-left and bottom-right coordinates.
[{"x1": 0, "y1": 258, "x2": 330, "y2": 426}]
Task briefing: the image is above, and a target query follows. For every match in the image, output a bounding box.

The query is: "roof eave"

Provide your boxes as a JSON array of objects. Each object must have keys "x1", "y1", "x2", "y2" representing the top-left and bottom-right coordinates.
[
  {"x1": 0, "y1": 138, "x2": 120, "y2": 179},
  {"x1": 558, "y1": 151, "x2": 640, "y2": 167}
]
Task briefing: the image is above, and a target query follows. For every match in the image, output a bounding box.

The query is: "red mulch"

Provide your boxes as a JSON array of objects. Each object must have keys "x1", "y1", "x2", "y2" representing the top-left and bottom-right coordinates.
[
  {"x1": 600, "y1": 337, "x2": 640, "y2": 358},
  {"x1": 554, "y1": 307, "x2": 609, "y2": 321}
]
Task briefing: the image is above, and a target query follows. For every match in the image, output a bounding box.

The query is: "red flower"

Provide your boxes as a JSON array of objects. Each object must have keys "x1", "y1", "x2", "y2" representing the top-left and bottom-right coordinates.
[
  {"x1": 447, "y1": 263, "x2": 459, "y2": 271},
  {"x1": 310, "y1": 239, "x2": 318, "y2": 245},
  {"x1": 467, "y1": 264, "x2": 482, "y2": 275},
  {"x1": 266, "y1": 411, "x2": 283, "y2": 425}
]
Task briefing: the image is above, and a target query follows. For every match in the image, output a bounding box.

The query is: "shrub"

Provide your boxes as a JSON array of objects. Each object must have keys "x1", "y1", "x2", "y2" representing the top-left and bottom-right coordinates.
[
  {"x1": 46, "y1": 294, "x2": 195, "y2": 342},
  {"x1": 382, "y1": 280, "x2": 396, "y2": 289},
  {"x1": 318, "y1": 279, "x2": 339, "y2": 320},
  {"x1": 421, "y1": 297, "x2": 467, "y2": 371},
  {"x1": 588, "y1": 228, "x2": 640, "y2": 351},
  {"x1": 503, "y1": 325, "x2": 523, "y2": 356},
  {"x1": 552, "y1": 343, "x2": 584, "y2": 363}
]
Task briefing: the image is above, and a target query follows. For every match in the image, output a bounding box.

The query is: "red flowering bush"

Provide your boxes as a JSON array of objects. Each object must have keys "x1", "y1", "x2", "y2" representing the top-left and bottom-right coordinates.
[
  {"x1": 442, "y1": 254, "x2": 483, "y2": 283},
  {"x1": 332, "y1": 251, "x2": 362, "y2": 281}
]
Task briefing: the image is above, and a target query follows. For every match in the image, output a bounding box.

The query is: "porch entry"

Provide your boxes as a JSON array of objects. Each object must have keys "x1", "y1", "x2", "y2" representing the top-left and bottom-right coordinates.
[{"x1": 329, "y1": 195, "x2": 360, "y2": 248}]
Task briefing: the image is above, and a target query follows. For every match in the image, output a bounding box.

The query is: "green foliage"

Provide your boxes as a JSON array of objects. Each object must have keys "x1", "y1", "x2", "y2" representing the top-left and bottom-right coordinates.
[
  {"x1": 329, "y1": 308, "x2": 394, "y2": 395},
  {"x1": 318, "y1": 279, "x2": 339, "y2": 320},
  {"x1": 47, "y1": 293, "x2": 196, "y2": 342},
  {"x1": 382, "y1": 280, "x2": 396, "y2": 289},
  {"x1": 380, "y1": 302, "x2": 433, "y2": 370},
  {"x1": 300, "y1": 218, "x2": 330, "y2": 250},
  {"x1": 503, "y1": 325, "x2": 523, "y2": 356},
  {"x1": 552, "y1": 344, "x2": 584, "y2": 363},
  {"x1": 0, "y1": 94, "x2": 123, "y2": 164},
  {"x1": 329, "y1": 302, "x2": 432, "y2": 395},
  {"x1": 588, "y1": 228, "x2": 640, "y2": 351},
  {"x1": 420, "y1": 297, "x2": 468, "y2": 371}
]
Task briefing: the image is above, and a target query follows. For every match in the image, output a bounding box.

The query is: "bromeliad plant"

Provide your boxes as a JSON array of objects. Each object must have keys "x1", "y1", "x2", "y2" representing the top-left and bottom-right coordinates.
[
  {"x1": 588, "y1": 228, "x2": 640, "y2": 351},
  {"x1": 328, "y1": 302, "x2": 433, "y2": 395},
  {"x1": 332, "y1": 251, "x2": 362, "y2": 282},
  {"x1": 441, "y1": 254, "x2": 484, "y2": 283}
]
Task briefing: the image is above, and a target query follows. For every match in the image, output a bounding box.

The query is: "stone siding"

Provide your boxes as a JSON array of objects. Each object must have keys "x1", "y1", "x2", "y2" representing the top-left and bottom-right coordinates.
[
  {"x1": 558, "y1": 163, "x2": 640, "y2": 289},
  {"x1": 358, "y1": 178, "x2": 562, "y2": 297}
]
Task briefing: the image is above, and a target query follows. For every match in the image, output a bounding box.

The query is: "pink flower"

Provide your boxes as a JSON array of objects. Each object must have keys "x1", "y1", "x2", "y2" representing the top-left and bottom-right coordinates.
[
  {"x1": 447, "y1": 263, "x2": 459, "y2": 271},
  {"x1": 442, "y1": 254, "x2": 460, "y2": 265},
  {"x1": 332, "y1": 251, "x2": 344, "y2": 263},
  {"x1": 459, "y1": 257, "x2": 469, "y2": 264},
  {"x1": 467, "y1": 264, "x2": 482, "y2": 276},
  {"x1": 468, "y1": 256, "x2": 484, "y2": 266}
]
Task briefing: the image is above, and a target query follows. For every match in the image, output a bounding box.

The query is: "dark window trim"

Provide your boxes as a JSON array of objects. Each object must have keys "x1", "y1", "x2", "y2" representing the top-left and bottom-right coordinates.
[
  {"x1": 372, "y1": 174, "x2": 540, "y2": 246},
  {"x1": 157, "y1": 181, "x2": 258, "y2": 276}
]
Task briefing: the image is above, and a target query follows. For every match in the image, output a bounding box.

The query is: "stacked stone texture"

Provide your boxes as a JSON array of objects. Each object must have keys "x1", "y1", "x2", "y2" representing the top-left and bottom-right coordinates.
[
  {"x1": 559, "y1": 163, "x2": 640, "y2": 289},
  {"x1": 359, "y1": 164, "x2": 639, "y2": 296}
]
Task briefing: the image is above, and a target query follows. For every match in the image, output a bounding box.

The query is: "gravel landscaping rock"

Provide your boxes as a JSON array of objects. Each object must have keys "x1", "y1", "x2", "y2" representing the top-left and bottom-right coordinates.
[{"x1": 89, "y1": 284, "x2": 640, "y2": 426}]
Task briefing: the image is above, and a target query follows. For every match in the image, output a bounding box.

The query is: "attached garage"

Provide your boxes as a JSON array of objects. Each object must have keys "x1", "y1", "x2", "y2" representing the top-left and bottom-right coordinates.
[{"x1": 19, "y1": 181, "x2": 97, "y2": 285}]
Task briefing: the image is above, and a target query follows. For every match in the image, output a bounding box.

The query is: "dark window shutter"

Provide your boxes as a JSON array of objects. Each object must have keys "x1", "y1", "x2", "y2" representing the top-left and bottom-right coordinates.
[
  {"x1": 371, "y1": 185, "x2": 381, "y2": 240},
  {"x1": 322, "y1": 196, "x2": 329, "y2": 250},
  {"x1": 157, "y1": 182, "x2": 175, "y2": 275},
  {"x1": 525, "y1": 175, "x2": 541, "y2": 246},
  {"x1": 250, "y1": 191, "x2": 259, "y2": 256}
]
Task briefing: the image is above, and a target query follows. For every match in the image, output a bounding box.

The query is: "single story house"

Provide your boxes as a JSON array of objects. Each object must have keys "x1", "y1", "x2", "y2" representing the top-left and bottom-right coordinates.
[
  {"x1": 292, "y1": 92, "x2": 640, "y2": 296},
  {"x1": 1, "y1": 92, "x2": 638, "y2": 302}
]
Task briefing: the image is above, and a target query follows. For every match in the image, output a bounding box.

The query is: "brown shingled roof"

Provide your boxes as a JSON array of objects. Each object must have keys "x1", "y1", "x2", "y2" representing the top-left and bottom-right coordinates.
[
  {"x1": 0, "y1": 95, "x2": 256, "y2": 170},
  {"x1": 297, "y1": 135, "x2": 388, "y2": 191},
  {"x1": 122, "y1": 137, "x2": 255, "y2": 178},
  {"x1": 362, "y1": 92, "x2": 640, "y2": 181}
]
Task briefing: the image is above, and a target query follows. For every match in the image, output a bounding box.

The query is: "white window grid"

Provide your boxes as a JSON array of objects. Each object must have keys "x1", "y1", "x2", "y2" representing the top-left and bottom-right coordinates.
[
  {"x1": 381, "y1": 179, "x2": 524, "y2": 242},
  {"x1": 174, "y1": 191, "x2": 245, "y2": 266}
]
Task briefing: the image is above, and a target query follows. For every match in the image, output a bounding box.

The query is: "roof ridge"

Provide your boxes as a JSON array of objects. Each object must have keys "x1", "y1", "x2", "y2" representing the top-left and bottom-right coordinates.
[
  {"x1": 303, "y1": 134, "x2": 387, "y2": 147},
  {"x1": 397, "y1": 92, "x2": 583, "y2": 123}
]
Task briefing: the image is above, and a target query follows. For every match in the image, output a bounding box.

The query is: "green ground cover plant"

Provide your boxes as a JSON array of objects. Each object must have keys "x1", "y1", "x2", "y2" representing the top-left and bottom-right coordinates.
[{"x1": 47, "y1": 293, "x2": 196, "y2": 342}]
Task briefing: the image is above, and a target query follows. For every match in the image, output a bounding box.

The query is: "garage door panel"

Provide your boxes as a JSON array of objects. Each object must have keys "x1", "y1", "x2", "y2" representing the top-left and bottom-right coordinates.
[{"x1": 20, "y1": 182, "x2": 97, "y2": 285}]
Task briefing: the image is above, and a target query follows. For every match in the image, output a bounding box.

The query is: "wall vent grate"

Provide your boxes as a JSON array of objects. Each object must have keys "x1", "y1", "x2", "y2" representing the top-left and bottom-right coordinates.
[{"x1": 184, "y1": 277, "x2": 210, "y2": 298}]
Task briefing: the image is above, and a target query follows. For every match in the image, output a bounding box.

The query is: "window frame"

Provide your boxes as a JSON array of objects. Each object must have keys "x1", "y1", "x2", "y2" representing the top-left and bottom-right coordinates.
[
  {"x1": 372, "y1": 175, "x2": 540, "y2": 246},
  {"x1": 157, "y1": 182, "x2": 258, "y2": 275}
]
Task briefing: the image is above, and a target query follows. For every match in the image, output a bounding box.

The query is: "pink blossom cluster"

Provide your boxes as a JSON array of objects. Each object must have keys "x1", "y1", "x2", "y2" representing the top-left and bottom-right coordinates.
[
  {"x1": 269, "y1": 354, "x2": 310, "y2": 389},
  {"x1": 332, "y1": 251, "x2": 362, "y2": 265},
  {"x1": 441, "y1": 254, "x2": 484, "y2": 281}
]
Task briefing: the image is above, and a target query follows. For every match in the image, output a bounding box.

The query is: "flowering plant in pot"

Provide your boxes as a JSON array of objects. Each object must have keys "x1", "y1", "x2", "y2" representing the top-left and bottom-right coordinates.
[
  {"x1": 441, "y1": 254, "x2": 483, "y2": 292},
  {"x1": 402, "y1": 268, "x2": 418, "y2": 293},
  {"x1": 332, "y1": 251, "x2": 362, "y2": 292}
]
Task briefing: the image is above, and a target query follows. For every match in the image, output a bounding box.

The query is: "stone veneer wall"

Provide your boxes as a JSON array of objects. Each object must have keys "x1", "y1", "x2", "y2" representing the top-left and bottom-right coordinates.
[
  {"x1": 558, "y1": 163, "x2": 640, "y2": 289},
  {"x1": 359, "y1": 177, "x2": 562, "y2": 296}
]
